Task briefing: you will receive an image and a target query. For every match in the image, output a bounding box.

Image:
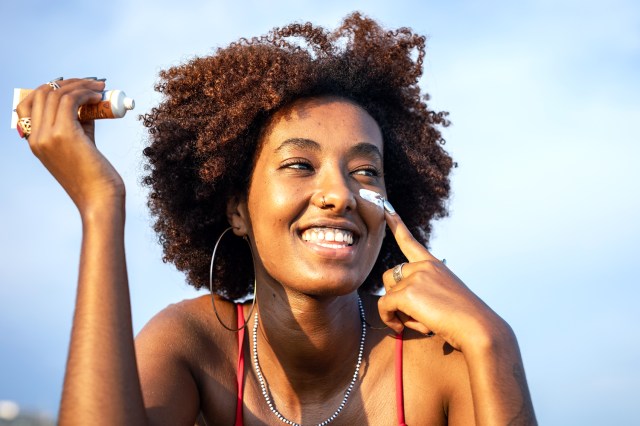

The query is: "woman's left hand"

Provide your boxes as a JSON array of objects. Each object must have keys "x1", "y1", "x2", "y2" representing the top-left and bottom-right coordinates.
[{"x1": 377, "y1": 209, "x2": 509, "y2": 353}]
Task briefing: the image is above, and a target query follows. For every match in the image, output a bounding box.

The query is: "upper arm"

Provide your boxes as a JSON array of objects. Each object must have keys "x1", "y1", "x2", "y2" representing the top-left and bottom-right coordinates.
[{"x1": 135, "y1": 306, "x2": 201, "y2": 426}]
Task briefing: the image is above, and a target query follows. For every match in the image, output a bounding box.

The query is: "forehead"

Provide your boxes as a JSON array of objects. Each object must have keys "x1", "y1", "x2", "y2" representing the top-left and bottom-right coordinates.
[{"x1": 260, "y1": 96, "x2": 384, "y2": 155}]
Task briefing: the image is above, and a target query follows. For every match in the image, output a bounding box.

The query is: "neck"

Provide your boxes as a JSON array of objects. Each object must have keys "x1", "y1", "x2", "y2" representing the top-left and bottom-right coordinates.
[{"x1": 252, "y1": 284, "x2": 364, "y2": 403}]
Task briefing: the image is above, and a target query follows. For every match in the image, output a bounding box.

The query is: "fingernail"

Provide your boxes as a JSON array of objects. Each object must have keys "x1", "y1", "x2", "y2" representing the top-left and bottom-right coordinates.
[
  {"x1": 383, "y1": 199, "x2": 396, "y2": 215},
  {"x1": 96, "y1": 78, "x2": 107, "y2": 82},
  {"x1": 52, "y1": 77, "x2": 64, "y2": 81},
  {"x1": 83, "y1": 77, "x2": 98, "y2": 80}
]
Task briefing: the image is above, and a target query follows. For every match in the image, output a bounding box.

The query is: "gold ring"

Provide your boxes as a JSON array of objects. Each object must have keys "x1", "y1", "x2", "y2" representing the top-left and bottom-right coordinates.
[{"x1": 17, "y1": 117, "x2": 32, "y2": 140}]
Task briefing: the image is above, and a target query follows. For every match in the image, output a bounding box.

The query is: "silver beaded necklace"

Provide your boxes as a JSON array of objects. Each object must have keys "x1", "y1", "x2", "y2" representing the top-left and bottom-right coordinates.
[{"x1": 251, "y1": 297, "x2": 366, "y2": 426}]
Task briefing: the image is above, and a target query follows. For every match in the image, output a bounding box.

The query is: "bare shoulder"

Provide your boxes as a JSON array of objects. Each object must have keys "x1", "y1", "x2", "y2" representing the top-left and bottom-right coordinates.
[
  {"x1": 136, "y1": 295, "x2": 242, "y2": 370},
  {"x1": 136, "y1": 296, "x2": 208, "y2": 348},
  {"x1": 361, "y1": 293, "x2": 473, "y2": 424},
  {"x1": 135, "y1": 295, "x2": 241, "y2": 425},
  {"x1": 403, "y1": 331, "x2": 469, "y2": 391},
  {"x1": 402, "y1": 331, "x2": 474, "y2": 424}
]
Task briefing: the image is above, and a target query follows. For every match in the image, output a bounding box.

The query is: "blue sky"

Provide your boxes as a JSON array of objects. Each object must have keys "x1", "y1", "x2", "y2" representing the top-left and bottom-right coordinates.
[{"x1": 1, "y1": 0, "x2": 638, "y2": 424}]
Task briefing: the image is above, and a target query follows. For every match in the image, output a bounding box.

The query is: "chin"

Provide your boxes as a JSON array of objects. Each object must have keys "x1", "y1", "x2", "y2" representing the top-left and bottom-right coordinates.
[{"x1": 297, "y1": 279, "x2": 364, "y2": 298}]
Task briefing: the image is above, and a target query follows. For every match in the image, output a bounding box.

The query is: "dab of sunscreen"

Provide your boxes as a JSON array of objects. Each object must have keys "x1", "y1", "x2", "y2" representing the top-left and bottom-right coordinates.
[
  {"x1": 359, "y1": 188, "x2": 384, "y2": 209},
  {"x1": 358, "y1": 188, "x2": 396, "y2": 215},
  {"x1": 11, "y1": 88, "x2": 135, "y2": 128}
]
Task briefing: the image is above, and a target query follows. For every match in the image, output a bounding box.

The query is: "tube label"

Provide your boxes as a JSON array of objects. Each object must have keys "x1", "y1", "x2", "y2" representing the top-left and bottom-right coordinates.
[{"x1": 78, "y1": 98, "x2": 116, "y2": 120}]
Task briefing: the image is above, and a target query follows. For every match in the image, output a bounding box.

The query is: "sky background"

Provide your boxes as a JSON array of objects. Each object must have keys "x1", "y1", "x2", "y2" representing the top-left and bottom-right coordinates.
[{"x1": 0, "y1": 0, "x2": 638, "y2": 424}]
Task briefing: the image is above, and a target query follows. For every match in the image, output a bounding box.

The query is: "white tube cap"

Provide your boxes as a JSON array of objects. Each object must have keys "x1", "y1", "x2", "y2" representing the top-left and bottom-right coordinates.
[{"x1": 123, "y1": 97, "x2": 135, "y2": 110}]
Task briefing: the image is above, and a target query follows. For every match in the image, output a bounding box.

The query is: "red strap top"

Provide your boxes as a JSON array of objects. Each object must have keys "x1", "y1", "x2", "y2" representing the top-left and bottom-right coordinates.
[
  {"x1": 234, "y1": 304, "x2": 246, "y2": 426},
  {"x1": 395, "y1": 331, "x2": 408, "y2": 426},
  {"x1": 234, "y1": 305, "x2": 406, "y2": 425}
]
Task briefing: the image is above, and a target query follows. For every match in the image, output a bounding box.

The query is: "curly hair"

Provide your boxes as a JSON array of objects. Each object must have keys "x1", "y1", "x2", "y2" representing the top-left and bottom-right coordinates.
[{"x1": 141, "y1": 12, "x2": 453, "y2": 300}]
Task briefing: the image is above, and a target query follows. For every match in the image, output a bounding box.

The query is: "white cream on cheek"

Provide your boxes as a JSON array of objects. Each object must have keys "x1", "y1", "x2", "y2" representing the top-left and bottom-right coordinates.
[
  {"x1": 358, "y1": 188, "x2": 384, "y2": 209},
  {"x1": 359, "y1": 188, "x2": 396, "y2": 215}
]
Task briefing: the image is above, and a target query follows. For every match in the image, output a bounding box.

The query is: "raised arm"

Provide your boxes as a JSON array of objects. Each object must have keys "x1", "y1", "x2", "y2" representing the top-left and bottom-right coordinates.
[
  {"x1": 377, "y1": 209, "x2": 537, "y2": 425},
  {"x1": 16, "y1": 78, "x2": 146, "y2": 425},
  {"x1": 61, "y1": 176, "x2": 147, "y2": 425}
]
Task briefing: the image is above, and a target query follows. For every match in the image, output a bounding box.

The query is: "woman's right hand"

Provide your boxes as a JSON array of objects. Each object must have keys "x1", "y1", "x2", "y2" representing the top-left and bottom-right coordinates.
[{"x1": 15, "y1": 78, "x2": 125, "y2": 215}]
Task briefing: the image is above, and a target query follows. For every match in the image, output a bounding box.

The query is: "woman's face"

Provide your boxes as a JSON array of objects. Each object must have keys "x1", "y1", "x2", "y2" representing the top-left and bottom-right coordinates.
[{"x1": 238, "y1": 96, "x2": 387, "y2": 296}]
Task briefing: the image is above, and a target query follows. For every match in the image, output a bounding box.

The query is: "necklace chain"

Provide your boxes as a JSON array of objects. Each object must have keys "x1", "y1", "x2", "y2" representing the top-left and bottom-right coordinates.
[{"x1": 251, "y1": 297, "x2": 366, "y2": 426}]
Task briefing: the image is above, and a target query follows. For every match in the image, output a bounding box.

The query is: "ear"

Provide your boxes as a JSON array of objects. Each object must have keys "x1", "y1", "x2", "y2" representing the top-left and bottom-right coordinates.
[{"x1": 226, "y1": 194, "x2": 250, "y2": 237}]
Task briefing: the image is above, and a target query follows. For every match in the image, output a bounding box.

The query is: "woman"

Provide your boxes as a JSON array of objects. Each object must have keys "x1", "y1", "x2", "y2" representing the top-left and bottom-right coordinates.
[{"x1": 15, "y1": 13, "x2": 536, "y2": 425}]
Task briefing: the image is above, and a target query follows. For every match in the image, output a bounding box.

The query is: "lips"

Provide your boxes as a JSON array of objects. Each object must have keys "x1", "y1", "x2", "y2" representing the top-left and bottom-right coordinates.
[{"x1": 301, "y1": 227, "x2": 355, "y2": 246}]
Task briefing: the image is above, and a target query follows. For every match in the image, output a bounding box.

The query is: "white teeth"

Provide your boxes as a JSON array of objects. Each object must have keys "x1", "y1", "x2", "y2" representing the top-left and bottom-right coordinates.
[
  {"x1": 301, "y1": 227, "x2": 355, "y2": 246},
  {"x1": 316, "y1": 242, "x2": 347, "y2": 249}
]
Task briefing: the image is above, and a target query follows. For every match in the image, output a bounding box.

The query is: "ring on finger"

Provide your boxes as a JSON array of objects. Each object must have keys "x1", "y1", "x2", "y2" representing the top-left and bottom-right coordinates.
[
  {"x1": 17, "y1": 117, "x2": 32, "y2": 140},
  {"x1": 47, "y1": 81, "x2": 61, "y2": 90},
  {"x1": 392, "y1": 262, "x2": 406, "y2": 283}
]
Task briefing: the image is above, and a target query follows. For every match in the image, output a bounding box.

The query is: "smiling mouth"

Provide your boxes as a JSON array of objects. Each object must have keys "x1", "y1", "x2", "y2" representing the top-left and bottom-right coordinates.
[{"x1": 301, "y1": 227, "x2": 355, "y2": 248}]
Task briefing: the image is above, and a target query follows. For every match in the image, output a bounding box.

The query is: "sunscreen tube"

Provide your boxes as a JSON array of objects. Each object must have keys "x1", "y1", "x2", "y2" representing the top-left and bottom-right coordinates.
[{"x1": 11, "y1": 89, "x2": 135, "y2": 128}]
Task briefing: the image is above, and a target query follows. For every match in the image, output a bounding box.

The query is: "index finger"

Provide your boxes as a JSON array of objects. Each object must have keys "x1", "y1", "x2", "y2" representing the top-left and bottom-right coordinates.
[
  {"x1": 385, "y1": 203, "x2": 438, "y2": 263},
  {"x1": 14, "y1": 80, "x2": 60, "y2": 120}
]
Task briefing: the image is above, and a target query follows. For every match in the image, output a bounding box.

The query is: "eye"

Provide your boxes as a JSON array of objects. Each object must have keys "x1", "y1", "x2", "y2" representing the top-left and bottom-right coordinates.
[
  {"x1": 279, "y1": 158, "x2": 314, "y2": 172},
  {"x1": 351, "y1": 165, "x2": 381, "y2": 178}
]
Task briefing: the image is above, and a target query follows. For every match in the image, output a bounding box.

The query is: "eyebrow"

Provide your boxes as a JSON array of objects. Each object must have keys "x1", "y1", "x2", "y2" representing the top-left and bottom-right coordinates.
[
  {"x1": 274, "y1": 138, "x2": 383, "y2": 161},
  {"x1": 274, "y1": 138, "x2": 321, "y2": 153},
  {"x1": 349, "y1": 142, "x2": 383, "y2": 162}
]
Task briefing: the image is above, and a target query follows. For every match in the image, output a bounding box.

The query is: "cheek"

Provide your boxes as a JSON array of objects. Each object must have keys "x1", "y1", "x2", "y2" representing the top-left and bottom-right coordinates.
[
  {"x1": 359, "y1": 201, "x2": 386, "y2": 241},
  {"x1": 248, "y1": 176, "x2": 306, "y2": 230},
  {"x1": 247, "y1": 179, "x2": 309, "y2": 278}
]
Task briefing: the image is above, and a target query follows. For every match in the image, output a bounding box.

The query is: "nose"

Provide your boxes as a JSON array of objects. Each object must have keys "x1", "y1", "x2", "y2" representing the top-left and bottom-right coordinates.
[{"x1": 313, "y1": 170, "x2": 356, "y2": 213}]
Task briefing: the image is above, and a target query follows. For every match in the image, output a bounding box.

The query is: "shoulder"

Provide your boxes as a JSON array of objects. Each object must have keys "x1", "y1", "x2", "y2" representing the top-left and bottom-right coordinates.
[
  {"x1": 402, "y1": 331, "x2": 474, "y2": 424},
  {"x1": 135, "y1": 294, "x2": 242, "y2": 366},
  {"x1": 361, "y1": 293, "x2": 472, "y2": 421},
  {"x1": 135, "y1": 295, "x2": 244, "y2": 425},
  {"x1": 403, "y1": 330, "x2": 469, "y2": 392}
]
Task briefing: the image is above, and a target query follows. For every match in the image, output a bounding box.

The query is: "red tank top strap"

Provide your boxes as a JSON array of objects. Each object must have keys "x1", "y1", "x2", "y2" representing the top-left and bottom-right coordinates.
[
  {"x1": 395, "y1": 331, "x2": 407, "y2": 426},
  {"x1": 235, "y1": 304, "x2": 245, "y2": 426}
]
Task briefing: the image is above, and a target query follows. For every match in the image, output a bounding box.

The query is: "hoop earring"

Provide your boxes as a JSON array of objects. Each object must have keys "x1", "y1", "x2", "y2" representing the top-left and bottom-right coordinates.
[{"x1": 209, "y1": 227, "x2": 257, "y2": 331}]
